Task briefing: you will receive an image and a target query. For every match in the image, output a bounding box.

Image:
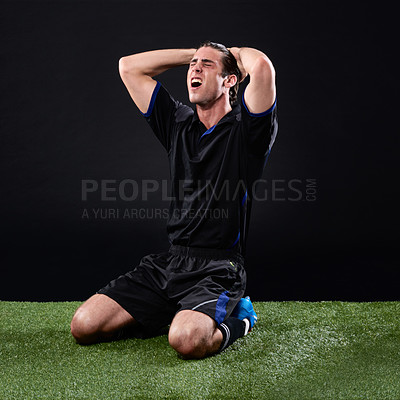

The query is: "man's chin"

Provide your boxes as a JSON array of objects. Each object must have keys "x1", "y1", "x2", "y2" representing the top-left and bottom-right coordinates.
[
  {"x1": 189, "y1": 94, "x2": 207, "y2": 106},
  {"x1": 188, "y1": 93, "x2": 199, "y2": 104},
  {"x1": 189, "y1": 97, "x2": 203, "y2": 106}
]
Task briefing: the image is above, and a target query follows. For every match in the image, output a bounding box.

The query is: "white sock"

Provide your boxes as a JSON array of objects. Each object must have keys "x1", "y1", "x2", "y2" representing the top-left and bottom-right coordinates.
[{"x1": 243, "y1": 318, "x2": 250, "y2": 335}]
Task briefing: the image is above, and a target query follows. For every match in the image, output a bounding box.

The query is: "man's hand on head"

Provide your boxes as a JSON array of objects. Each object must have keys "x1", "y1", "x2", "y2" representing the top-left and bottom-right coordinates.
[
  {"x1": 228, "y1": 47, "x2": 248, "y2": 83},
  {"x1": 229, "y1": 46, "x2": 276, "y2": 114}
]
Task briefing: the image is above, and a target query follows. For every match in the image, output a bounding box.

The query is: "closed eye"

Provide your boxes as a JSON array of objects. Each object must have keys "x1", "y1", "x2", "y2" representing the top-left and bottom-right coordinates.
[
  {"x1": 189, "y1": 58, "x2": 215, "y2": 68},
  {"x1": 201, "y1": 59, "x2": 215, "y2": 67}
]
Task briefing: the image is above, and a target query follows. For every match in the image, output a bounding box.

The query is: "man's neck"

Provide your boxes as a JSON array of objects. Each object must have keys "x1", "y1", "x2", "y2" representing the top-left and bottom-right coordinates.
[{"x1": 196, "y1": 96, "x2": 232, "y2": 130}]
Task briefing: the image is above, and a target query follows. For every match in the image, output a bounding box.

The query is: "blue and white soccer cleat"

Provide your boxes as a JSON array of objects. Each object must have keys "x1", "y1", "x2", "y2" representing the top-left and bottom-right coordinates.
[{"x1": 231, "y1": 296, "x2": 258, "y2": 331}]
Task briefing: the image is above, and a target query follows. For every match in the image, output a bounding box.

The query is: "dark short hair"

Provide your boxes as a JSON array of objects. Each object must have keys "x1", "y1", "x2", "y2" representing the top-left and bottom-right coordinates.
[{"x1": 197, "y1": 41, "x2": 242, "y2": 107}]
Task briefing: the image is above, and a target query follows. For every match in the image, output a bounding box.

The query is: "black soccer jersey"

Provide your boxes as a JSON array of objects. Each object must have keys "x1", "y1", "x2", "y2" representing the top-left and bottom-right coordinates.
[{"x1": 143, "y1": 81, "x2": 277, "y2": 255}]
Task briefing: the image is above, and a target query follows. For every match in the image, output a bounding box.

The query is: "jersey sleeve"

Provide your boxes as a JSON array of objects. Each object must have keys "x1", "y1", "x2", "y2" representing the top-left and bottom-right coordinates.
[
  {"x1": 142, "y1": 81, "x2": 191, "y2": 152},
  {"x1": 241, "y1": 89, "x2": 278, "y2": 158}
]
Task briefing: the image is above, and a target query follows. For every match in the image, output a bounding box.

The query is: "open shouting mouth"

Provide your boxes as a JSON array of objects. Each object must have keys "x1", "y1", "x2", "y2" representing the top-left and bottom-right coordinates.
[{"x1": 191, "y1": 77, "x2": 203, "y2": 88}]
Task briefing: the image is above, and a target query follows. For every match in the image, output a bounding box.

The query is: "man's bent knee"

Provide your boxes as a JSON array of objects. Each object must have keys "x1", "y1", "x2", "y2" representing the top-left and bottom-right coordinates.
[
  {"x1": 70, "y1": 307, "x2": 100, "y2": 344},
  {"x1": 168, "y1": 326, "x2": 208, "y2": 359},
  {"x1": 70, "y1": 294, "x2": 137, "y2": 344}
]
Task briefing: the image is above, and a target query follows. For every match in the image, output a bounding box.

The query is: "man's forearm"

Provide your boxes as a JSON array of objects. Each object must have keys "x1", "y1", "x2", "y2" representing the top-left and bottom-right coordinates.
[
  {"x1": 229, "y1": 46, "x2": 275, "y2": 113},
  {"x1": 119, "y1": 48, "x2": 196, "y2": 78},
  {"x1": 119, "y1": 48, "x2": 196, "y2": 114},
  {"x1": 229, "y1": 47, "x2": 274, "y2": 80}
]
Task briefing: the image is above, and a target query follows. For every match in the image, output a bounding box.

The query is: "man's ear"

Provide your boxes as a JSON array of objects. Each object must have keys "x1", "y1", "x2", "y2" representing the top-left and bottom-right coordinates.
[{"x1": 224, "y1": 74, "x2": 238, "y2": 88}]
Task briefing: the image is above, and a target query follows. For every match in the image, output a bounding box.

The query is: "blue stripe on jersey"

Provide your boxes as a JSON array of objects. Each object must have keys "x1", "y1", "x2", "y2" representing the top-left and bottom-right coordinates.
[
  {"x1": 215, "y1": 291, "x2": 230, "y2": 325},
  {"x1": 199, "y1": 124, "x2": 217, "y2": 142},
  {"x1": 142, "y1": 81, "x2": 161, "y2": 117},
  {"x1": 241, "y1": 190, "x2": 248, "y2": 207},
  {"x1": 242, "y1": 91, "x2": 277, "y2": 117},
  {"x1": 264, "y1": 149, "x2": 271, "y2": 168},
  {"x1": 229, "y1": 231, "x2": 240, "y2": 249}
]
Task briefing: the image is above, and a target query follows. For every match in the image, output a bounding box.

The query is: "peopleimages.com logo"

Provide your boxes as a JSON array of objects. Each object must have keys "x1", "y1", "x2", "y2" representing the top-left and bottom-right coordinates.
[
  {"x1": 81, "y1": 178, "x2": 317, "y2": 202},
  {"x1": 80, "y1": 178, "x2": 317, "y2": 220}
]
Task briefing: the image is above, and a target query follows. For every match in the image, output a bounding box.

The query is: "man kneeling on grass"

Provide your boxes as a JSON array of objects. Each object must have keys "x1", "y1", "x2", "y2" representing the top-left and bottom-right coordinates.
[{"x1": 71, "y1": 41, "x2": 278, "y2": 359}]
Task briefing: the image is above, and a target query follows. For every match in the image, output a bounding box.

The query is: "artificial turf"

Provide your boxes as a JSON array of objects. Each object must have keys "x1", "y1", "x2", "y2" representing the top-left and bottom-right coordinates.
[{"x1": 0, "y1": 301, "x2": 399, "y2": 400}]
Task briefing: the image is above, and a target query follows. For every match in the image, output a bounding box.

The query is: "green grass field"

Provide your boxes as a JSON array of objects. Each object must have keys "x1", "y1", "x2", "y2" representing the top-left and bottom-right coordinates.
[{"x1": 1, "y1": 301, "x2": 399, "y2": 400}]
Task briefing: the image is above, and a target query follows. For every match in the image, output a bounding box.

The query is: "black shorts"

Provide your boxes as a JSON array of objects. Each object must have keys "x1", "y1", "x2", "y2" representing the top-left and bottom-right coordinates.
[{"x1": 97, "y1": 245, "x2": 246, "y2": 332}]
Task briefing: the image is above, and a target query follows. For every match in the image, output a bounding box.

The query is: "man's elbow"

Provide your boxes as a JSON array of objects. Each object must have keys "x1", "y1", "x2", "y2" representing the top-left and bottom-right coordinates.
[
  {"x1": 250, "y1": 56, "x2": 275, "y2": 83},
  {"x1": 118, "y1": 56, "x2": 132, "y2": 77},
  {"x1": 118, "y1": 55, "x2": 141, "y2": 78}
]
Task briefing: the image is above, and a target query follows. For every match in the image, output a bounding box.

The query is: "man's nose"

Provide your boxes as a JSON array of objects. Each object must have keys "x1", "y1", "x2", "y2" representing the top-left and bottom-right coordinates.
[{"x1": 193, "y1": 63, "x2": 202, "y2": 72}]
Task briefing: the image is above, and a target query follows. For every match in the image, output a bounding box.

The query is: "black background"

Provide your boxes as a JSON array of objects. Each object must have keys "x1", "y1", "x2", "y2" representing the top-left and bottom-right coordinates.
[{"x1": 1, "y1": 1, "x2": 397, "y2": 302}]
